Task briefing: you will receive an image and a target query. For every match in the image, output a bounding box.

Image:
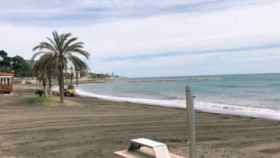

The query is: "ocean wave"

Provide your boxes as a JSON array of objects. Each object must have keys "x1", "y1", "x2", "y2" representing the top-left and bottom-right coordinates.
[{"x1": 76, "y1": 89, "x2": 280, "y2": 121}]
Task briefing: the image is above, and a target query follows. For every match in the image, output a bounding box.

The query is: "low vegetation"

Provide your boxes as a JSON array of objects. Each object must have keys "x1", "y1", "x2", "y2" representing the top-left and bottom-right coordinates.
[
  {"x1": 24, "y1": 96, "x2": 57, "y2": 106},
  {"x1": 23, "y1": 96, "x2": 80, "y2": 107}
]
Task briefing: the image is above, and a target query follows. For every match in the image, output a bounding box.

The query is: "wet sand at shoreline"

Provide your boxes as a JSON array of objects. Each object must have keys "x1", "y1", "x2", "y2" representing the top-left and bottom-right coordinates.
[{"x1": 0, "y1": 85, "x2": 279, "y2": 158}]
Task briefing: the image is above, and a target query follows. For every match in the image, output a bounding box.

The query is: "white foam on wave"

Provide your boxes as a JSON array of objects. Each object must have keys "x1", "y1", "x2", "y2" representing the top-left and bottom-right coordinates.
[{"x1": 76, "y1": 89, "x2": 280, "y2": 121}]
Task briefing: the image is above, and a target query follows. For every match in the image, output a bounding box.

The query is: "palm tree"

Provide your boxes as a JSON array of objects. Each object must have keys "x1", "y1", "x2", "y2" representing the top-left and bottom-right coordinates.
[
  {"x1": 70, "y1": 67, "x2": 74, "y2": 85},
  {"x1": 33, "y1": 31, "x2": 90, "y2": 103},
  {"x1": 33, "y1": 66, "x2": 48, "y2": 96},
  {"x1": 74, "y1": 61, "x2": 89, "y2": 86},
  {"x1": 32, "y1": 53, "x2": 56, "y2": 96}
]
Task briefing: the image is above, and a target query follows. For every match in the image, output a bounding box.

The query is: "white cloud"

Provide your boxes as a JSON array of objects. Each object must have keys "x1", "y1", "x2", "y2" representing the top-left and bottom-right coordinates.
[
  {"x1": 93, "y1": 47, "x2": 280, "y2": 77},
  {"x1": 70, "y1": 1, "x2": 280, "y2": 58},
  {"x1": 0, "y1": 0, "x2": 280, "y2": 76},
  {"x1": 0, "y1": 0, "x2": 275, "y2": 23}
]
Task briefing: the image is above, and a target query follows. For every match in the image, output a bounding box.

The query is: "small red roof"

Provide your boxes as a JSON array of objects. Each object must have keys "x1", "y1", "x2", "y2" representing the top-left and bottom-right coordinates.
[{"x1": 0, "y1": 72, "x2": 15, "y2": 77}]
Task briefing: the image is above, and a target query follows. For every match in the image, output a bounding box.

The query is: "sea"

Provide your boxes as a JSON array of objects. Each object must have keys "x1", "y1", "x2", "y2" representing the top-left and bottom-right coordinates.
[{"x1": 77, "y1": 73, "x2": 280, "y2": 120}]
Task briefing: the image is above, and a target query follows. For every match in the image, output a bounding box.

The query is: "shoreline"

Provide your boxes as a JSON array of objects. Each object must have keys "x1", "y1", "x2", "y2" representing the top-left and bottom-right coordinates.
[
  {"x1": 76, "y1": 88, "x2": 280, "y2": 121},
  {"x1": 0, "y1": 84, "x2": 278, "y2": 158}
]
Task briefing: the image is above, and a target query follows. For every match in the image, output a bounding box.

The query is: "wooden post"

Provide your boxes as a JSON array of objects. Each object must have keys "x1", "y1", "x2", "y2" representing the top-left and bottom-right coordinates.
[{"x1": 186, "y1": 86, "x2": 196, "y2": 158}]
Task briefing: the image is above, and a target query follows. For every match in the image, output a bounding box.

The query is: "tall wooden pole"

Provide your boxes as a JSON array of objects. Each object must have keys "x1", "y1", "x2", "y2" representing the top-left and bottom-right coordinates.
[{"x1": 186, "y1": 86, "x2": 196, "y2": 158}]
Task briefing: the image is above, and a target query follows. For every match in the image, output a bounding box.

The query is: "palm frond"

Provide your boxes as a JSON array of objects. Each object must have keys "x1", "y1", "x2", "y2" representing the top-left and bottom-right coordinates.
[
  {"x1": 31, "y1": 51, "x2": 53, "y2": 61},
  {"x1": 68, "y1": 55, "x2": 89, "y2": 71},
  {"x1": 71, "y1": 49, "x2": 90, "y2": 59},
  {"x1": 62, "y1": 37, "x2": 78, "y2": 52}
]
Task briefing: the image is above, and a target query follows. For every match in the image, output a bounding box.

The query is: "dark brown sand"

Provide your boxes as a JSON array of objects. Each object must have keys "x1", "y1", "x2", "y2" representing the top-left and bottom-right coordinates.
[{"x1": 0, "y1": 85, "x2": 280, "y2": 158}]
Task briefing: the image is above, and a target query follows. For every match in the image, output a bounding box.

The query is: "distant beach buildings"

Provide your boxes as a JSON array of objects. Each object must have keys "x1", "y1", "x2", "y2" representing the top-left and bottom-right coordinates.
[{"x1": 0, "y1": 72, "x2": 15, "y2": 93}]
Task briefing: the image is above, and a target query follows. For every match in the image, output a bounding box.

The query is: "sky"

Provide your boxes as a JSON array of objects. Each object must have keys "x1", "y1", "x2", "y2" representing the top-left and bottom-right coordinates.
[{"x1": 0, "y1": 0, "x2": 280, "y2": 77}]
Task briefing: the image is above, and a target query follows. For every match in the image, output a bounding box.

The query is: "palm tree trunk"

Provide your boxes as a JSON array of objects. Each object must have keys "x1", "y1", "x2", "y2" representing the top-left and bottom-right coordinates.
[
  {"x1": 59, "y1": 64, "x2": 64, "y2": 103},
  {"x1": 70, "y1": 72, "x2": 73, "y2": 85},
  {"x1": 48, "y1": 75, "x2": 52, "y2": 96},
  {"x1": 42, "y1": 79, "x2": 48, "y2": 97},
  {"x1": 75, "y1": 70, "x2": 79, "y2": 87}
]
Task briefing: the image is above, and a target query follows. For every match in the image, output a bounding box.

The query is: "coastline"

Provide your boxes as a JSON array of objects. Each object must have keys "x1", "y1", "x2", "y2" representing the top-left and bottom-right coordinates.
[{"x1": 76, "y1": 87, "x2": 280, "y2": 121}]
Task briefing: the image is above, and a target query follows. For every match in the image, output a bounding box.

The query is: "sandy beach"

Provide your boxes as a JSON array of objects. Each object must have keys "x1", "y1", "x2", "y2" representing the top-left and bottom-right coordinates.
[
  {"x1": 0, "y1": 85, "x2": 279, "y2": 158},
  {"x1": 1, "y1": 1, "x2": 279, "y2": 157}
]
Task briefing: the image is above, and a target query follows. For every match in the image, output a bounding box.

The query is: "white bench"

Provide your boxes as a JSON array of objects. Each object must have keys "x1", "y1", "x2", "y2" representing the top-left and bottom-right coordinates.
[{"x1": 115, "y1": 138, "x2": 185, "y2": 158}]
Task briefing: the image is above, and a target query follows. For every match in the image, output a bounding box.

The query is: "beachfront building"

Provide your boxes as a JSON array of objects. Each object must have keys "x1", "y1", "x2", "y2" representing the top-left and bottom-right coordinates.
[{"x1": 0, "y1": 72, "x2": 15, "y2": 93}]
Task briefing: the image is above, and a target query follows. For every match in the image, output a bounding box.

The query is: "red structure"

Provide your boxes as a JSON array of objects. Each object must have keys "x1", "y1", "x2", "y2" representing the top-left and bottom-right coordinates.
[{"x1": 0, "y1": 72, "x2": 15, "y2": 93}]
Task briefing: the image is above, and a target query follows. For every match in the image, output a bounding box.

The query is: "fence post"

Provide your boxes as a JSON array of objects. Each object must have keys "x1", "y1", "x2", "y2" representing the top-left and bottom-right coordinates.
[{"x1": 186, "y1": 86, "x2": 196, "y2": 158}]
